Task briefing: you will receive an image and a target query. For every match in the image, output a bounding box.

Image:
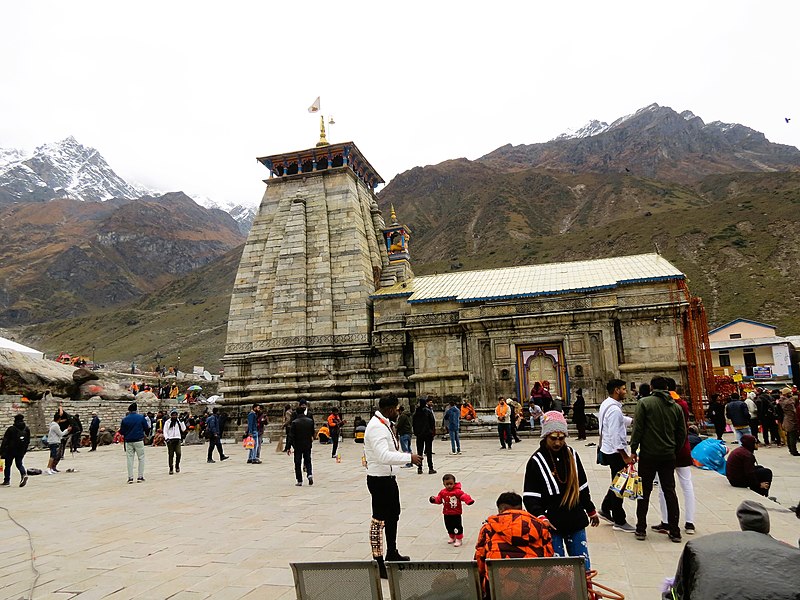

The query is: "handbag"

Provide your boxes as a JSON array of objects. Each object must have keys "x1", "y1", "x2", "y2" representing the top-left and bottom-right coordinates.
[
  {"x1": 242, "y1": 435, "x2": 255, "y2": 449},
  {"x1": 610, "y1": 465, "x2": 632, "y2": 498}
]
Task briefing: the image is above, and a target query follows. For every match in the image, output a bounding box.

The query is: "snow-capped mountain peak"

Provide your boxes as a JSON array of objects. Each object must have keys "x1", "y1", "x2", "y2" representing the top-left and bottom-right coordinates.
[{"x1": 553, "y1": 119, "x2": 610, "y2": 141}]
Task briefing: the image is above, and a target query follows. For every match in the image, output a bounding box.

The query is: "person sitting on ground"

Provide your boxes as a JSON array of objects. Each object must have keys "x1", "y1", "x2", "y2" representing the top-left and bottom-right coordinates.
[
  {"x1": 317, "y1": 424, "x2": 331, "y2": 444},
  {"x1": 687, "y1": 425, "x2": 703, "y2": 449},
  {"x1": 474, "y1": 491, "x2": 554, "y2": 600},
  {"x1": 662, "y1": 500, "x2": 800, "y2": 600},
  {"x1": 460, "y1": 401, "x2": 477, "y2": 422},
  {"x1": 726, "y1": 434, "x2": 772, "y2": 497}
]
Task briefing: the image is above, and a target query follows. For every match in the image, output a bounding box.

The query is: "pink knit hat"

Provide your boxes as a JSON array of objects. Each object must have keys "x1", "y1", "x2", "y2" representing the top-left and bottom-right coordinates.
[{"x1": 541, "y1": 411, "x2": 569, "y2": 438}]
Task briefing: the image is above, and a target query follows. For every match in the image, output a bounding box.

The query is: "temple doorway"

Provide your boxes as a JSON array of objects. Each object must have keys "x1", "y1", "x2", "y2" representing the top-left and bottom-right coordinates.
[{"x1": 516, "y1": 344, "x2": 569, "y2": 403}]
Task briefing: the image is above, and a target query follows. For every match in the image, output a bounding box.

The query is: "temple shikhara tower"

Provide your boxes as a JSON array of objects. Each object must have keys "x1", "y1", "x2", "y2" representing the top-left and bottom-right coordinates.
[{"x1": 222, "y1": 127, "x2": 713, "y2": 410}]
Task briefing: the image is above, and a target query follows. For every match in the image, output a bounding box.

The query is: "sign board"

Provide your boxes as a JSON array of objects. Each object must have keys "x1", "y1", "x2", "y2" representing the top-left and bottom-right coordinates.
[
  {"x1": 752, "y1": 366, "x2": 773, "y2": 379},
  {"x1": 193, "y1": 366, "x2": 205, "y2": 376},
  {"x1": 732, "y1": 372, "x2": 743, "y2": 382}
]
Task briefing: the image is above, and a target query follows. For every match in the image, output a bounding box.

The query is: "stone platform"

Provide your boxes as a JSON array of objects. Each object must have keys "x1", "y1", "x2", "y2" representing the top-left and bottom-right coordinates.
[{"x1": 1, "y1": 436, "x2": 798, "y2": 600}]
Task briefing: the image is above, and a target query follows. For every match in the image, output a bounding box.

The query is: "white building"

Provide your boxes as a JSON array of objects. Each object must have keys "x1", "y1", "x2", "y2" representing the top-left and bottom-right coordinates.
[{"x1": 708, "y1": 319, "x2": 797, "y2": 385}]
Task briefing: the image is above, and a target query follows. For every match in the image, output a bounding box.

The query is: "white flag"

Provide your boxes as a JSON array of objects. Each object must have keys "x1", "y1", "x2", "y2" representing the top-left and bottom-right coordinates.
[{"x1": 308, "y1": 96, "x2": 320, "y2": 113}]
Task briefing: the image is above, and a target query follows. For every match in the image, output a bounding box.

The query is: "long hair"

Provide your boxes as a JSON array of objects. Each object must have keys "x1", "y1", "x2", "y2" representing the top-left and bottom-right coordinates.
[{"x1": 540, "y1": 438, "x2": 580, "y2": 509}]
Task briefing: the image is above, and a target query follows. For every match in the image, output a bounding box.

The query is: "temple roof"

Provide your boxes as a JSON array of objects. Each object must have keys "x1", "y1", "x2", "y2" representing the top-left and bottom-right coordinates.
[
  {"x1": 371, "y1": 253, "x2": 684, "y2": 303},
  {"x1": 257, "y1": 141, "x2": 384, "y2": 189}
]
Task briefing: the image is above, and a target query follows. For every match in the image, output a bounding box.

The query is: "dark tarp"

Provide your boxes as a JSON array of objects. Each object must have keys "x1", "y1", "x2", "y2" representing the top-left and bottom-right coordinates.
[{"x1": 664, "y1": 531, "x2": 800, "y2": 599}]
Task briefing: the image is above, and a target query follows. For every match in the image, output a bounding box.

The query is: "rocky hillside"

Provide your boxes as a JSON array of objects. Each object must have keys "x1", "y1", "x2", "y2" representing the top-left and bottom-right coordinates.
[
  {"x1": 0, "y1": 192, "x2": 245, "y2": 326},
  {"x1": 9, "y1": 104, "x2": 800, "y2": 368},
  {"x1": 482, "y1": 104, "x2": 800, "y2": 183}
]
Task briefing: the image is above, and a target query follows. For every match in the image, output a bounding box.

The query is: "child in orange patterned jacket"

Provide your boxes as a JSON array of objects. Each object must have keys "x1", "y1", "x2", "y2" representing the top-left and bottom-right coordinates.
[{"x1": 429, "y1": 473, "x2": 475, "y2": 547}]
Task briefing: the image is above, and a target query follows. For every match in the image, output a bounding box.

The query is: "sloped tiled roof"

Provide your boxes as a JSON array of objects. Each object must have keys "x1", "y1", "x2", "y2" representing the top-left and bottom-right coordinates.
[{"x1": 372, "y1": 253, "x2": 684, "y2": 303}]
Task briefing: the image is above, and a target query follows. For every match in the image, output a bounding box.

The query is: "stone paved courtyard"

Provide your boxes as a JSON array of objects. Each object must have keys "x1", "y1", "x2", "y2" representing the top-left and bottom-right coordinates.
[{"x1": 1, "y1": 434, "x2": 798, "y2": 600}]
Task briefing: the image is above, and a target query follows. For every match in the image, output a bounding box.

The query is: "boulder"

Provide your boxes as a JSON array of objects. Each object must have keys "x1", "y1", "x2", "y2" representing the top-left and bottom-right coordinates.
[
  {"x1": 73, "y1": 368, "x2": 100, "y2": 385},
  {"x1": 135, "y1": 390, "x2": 158, "y2": 403},
  {"x1": 79, "y1": 380, "x2": 132, "y2": 402},
  {"x1": 0, "y1": 348, "x2": 78, "y2": 398}
]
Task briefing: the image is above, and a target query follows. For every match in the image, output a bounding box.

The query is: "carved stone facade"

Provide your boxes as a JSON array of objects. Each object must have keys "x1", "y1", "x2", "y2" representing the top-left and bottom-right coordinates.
[{"x1": 222, "y1": 140, "x2": 700, "y2": 408}]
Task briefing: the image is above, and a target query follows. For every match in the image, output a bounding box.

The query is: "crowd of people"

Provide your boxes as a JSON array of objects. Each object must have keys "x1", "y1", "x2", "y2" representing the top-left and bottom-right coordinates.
[{"x1": 3, "y1": 379, "x2": 799, "y2": 598}]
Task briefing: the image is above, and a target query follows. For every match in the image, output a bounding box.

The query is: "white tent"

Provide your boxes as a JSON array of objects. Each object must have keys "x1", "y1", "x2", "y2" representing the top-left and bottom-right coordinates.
[{"x1": 0, "y1": 336, "x2": 45, "y2": 359}]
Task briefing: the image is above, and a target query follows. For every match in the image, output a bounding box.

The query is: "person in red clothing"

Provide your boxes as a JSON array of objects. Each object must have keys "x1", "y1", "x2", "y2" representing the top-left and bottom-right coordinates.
[
  {"x1": 429, "y1": 473, "x2": 475, "y2": 546},
  {"x1": 726, "y1": 434, "x2": 773, "y2": 497}
]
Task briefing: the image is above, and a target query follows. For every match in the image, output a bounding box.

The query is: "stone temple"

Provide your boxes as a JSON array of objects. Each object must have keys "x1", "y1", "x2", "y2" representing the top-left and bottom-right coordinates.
[{"x1": 221, "y1": 132, "x2": 712, "y2": 409}]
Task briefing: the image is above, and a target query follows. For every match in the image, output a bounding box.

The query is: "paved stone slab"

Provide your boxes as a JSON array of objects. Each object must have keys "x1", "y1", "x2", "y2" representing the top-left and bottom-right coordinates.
[{"x1": 0, "y1": 436, "x2": 798, "y2": 600}]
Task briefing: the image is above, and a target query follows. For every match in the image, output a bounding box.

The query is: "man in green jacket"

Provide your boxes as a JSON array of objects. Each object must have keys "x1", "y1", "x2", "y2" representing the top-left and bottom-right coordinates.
[{"x1": 630, "y1": 376, "x2": 687, "y2": 543}]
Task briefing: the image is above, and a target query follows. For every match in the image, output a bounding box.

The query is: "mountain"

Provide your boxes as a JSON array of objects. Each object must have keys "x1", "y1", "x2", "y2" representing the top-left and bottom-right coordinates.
[
  {"x1": 483, "y1": 103, "x2": 800, "y2": 183},
  {"x1": 0, "y1": 192, "x2": 245, "y2": 326},
  {"x1": 8, "y1": 104, "x2": 800, "y2": 367},
  {"x1": 0, "y1": 137, "x2": 256, "y2": 231},
  {"x1": 0, "y1": 136, "x2": 143, "y2": 203},
  {"x1": 379, "y1": 105, "x2": 800, "y2": 335}
]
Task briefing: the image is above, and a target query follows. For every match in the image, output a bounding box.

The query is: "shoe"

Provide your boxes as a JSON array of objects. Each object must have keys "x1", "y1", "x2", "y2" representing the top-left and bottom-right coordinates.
[
  {"x1": 668, "y1": 533, "x2": 682, "y2": 543},
  {"x1": 221, "y1": 456, "x2": 229, "y2": 461},
  {"x1": 137, "y1": 477, "x2": 145, "y2": 483},
  {"x1": 612, "y1": 522, "x2": 636, "y2": 533},
  {"x1": 586, "y1": 442, "x2": 596, "y2": 447},
  {"x1": 428, "y1": 469, "x2": 437, "y2": 475},
  {"x1": 651, "y1": 523, "x2": 669, "y2": 534},
  {"x1": 0, "y1": 481, "x2": 9, "y2": 486},
  {"x1": 295, "y1": 481, "x2": 302, "y2": 486},
  {"x1": 247, "y1": 459, "x2": 253, "y2": 464},
  {"x1": 19, "y1": 476, "x2": 28, "y2": 488},
  {"x1": 597, "y1": 510, "x2": 613, "y2": 524},
  {"x1": 252, "y1": 459, "x2": 262, "y2": 464},
  {"x1": 207, "y1": 459, "x2": 215, "y2": 463},
  {"x1": 454, "y1": 539, "x2": 462, "y2": 547},
  {"x1": 635, "y1": 530, "x2": 647, "y2": 541},
  {"x1": 447, "y1": 537, "x2": 455, "y2": 544},
  {"x1": 385, "y1": 550, "x2": 410, "y2": 562},
  {"x1": 52, "y1": 468, "x2": 60, "y2": 473},
  {"x1": 169, "y1": 470, "x2": 174, "y2": 475},
  {"x1": 500, "y1": 446, "x2": 507, "y2": 450},
  {"x1": 308, "y1": 476, "x2": 314, "y2": 486},
  {"x1": 401, "y1": 464, "x2": 412, "y2": 468},
  {"x1": 176, "y1": 466, "x2": 180, "y2": 473},
  {"x1": 417, "y1": 468, "x2": 423, "y2": 475},
  {"x1": 128, "y1": 478, "x2": 134, "y2": 484},
  {"x1": 88, "y1": 449, "x2": 96, "y2": 452},
  {"x1": 376, "y1": 556, "x2": 387, "y2": 579},
  {"x1": 450, "y1": 451, "x2": 458, "y2": 455},
  {"x1": 74, "y1": 449, "x2": 80, "y2": 453},
  {"x1": 457, "y1": 450, "x2": 462, "y2": 454},
  {"x1": 685, "y1": 523, "x2": 695, "y2": 535}
]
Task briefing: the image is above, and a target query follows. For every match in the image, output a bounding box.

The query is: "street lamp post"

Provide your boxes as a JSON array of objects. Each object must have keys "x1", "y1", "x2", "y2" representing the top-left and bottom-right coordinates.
[
  {"x1": 154, "y1": 351, "x2": 164, "y2": 386},
  {"x1": 91, "y1": 345, "x2": 96, "y2": 370},
  {"x1": 176, "y1": 352, "x2": 181, "y2": 380}
]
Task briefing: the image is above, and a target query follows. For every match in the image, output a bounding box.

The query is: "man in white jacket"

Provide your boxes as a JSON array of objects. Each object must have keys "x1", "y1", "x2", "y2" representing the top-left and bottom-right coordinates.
[{"x1": 364, "y1": 394, "x2": 422, "y2": 578}]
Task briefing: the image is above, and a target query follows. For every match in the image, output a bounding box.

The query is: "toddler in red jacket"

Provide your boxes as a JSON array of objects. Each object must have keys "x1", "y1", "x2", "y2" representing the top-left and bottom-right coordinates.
[{"x1": 429, "y1": 473, "x2": 475, "y2": 546}]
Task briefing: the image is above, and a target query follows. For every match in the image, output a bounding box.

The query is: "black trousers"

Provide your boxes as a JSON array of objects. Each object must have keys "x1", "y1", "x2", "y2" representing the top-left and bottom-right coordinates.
[
  {"x1": 600, "y1": 451, "x2": 627, "y2": 525},
  {"x1": 751, "y1": 466, "x2": 773, "y2": 496},
  {"x1": 294, "y1": 447, "x2": 312, "y2": 482},
  {"x1": 207, "y1": 434, "x2": 224, "y2": 460},
  {"x1": 759, "y1": 419, "x2": 772, "y2": 445},
  {"x1": 367, "y1": 475, "x2": 400, "y2": 553},
  {"x1": 443, "y1": 514, "x2": 464, "y2": 537},
  {"x1": 416, "y1": 435, "x2": 434, "y2": 470},
  {"x1": 330, "y1": 427, "x2": 340, "y2": 457},
  {"x1": 787, "y1": 430, "x2": 799, "y2": 455},
  {"x1": 90, "y1": 429, "x2": 98, "y2": 450},
  {"x1": 283, "y1": 426, "x2": 290, "y2": 452},
  {"x1": 713, "y1": 420, "x2": 726, "y2": 440},
  {"x1": 636, "y1": 456, "x2": 679, "y2": 536},
  {"x1": 2, "y1": 452, "x2": 25, "y2": 483},
  {"x1": 497, "y1": 424, "x2": 512, "y2": 448},
  {"x1": 167, "y1": 439, "x2": 182, "y2": 470},
  {"x1": 750, "y1": 419, "x2": 761, "y2": 442}
]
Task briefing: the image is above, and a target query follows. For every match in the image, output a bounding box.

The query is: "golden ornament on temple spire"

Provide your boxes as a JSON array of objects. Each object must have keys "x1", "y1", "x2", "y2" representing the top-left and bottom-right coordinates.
[
  {"x1": 390, "y1": 204, "x2": 398, "y2": 225},
  {"x1": 316, "y1": 115, "x2": 329, "y2": 147}
]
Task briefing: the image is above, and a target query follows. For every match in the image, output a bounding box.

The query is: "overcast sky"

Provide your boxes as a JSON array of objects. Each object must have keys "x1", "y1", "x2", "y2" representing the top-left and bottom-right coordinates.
[{"x1": 2, "y1": 1, "x2": 798, "y2": 208}]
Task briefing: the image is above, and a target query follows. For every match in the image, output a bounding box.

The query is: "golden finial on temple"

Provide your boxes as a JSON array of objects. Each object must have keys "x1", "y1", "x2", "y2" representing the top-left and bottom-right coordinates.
[
  {"x1": 390, "y1": 204, "x2": 398, "y2": 224},
  {"x1": 316, "y1": 115, "x2": 329, "y2": 147}
]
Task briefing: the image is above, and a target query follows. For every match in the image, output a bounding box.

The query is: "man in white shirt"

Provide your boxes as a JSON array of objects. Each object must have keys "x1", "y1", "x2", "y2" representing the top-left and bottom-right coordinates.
[
  {"x1": 162, "y1": 409, "x2": 186, "y2": 475},
  {"x1": 364, "y1": 395, "x2": 422, "y2": 578},
  {"x1": 598, "y1": 379, "x2": 636, "y2": 532}
]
